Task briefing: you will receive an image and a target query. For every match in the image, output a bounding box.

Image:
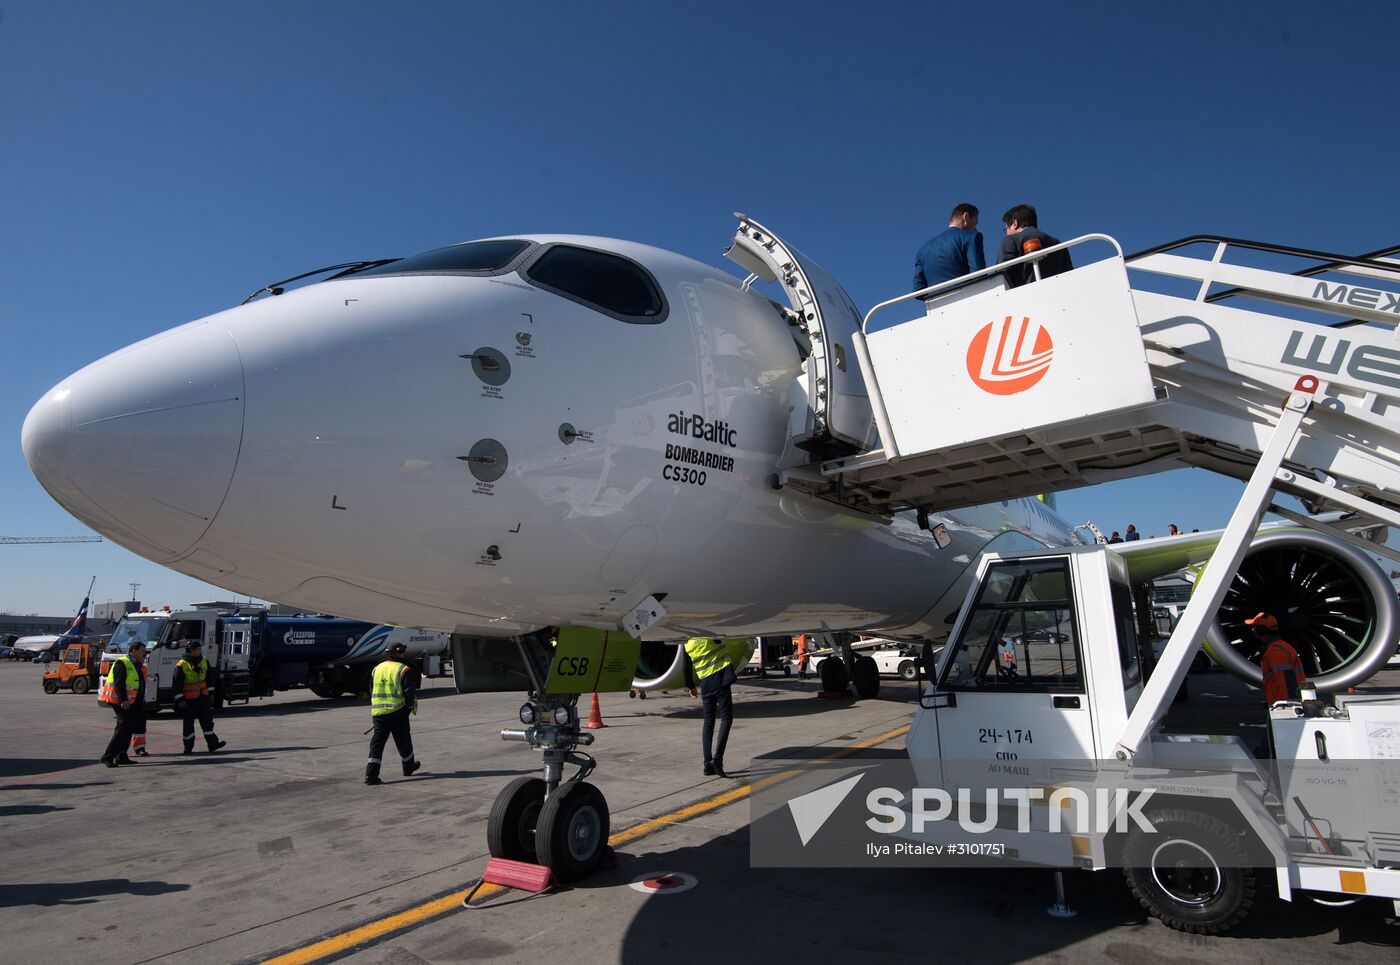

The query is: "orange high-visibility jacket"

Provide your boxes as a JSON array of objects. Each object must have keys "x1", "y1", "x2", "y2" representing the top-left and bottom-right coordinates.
[
  {"x1": 1261, "y1": 639, "x2": 1306, "y2": 704},
  {"x1": 174, "y1": 657, "x2": 210, "y2": 700}
]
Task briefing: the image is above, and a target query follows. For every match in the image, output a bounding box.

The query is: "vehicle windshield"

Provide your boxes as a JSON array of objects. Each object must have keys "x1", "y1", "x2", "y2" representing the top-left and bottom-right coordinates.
[{"x1": 109, "y1": 616, "x2": 169, "y2": 651}]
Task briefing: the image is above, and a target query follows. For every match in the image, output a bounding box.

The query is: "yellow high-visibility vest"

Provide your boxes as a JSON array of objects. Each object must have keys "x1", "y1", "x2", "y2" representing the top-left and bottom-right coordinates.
[
  {"x1": 99, "y1": 657, "x2": 140, "y2": 705},
  {"x1": 371, "y1": 660, "x2": 410, "y2": 716},
  {"x1": 684, "y1": 638, "x2": 730, "y2": 681},
  {"x1": 175, "y1": 657, "x2": 210, "y2": 699}
]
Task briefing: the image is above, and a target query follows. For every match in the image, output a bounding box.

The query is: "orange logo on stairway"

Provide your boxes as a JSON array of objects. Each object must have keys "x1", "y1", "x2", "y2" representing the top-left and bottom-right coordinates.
[{"x1": 966, "y1": 316, "x2": 1054, "y2": 395}]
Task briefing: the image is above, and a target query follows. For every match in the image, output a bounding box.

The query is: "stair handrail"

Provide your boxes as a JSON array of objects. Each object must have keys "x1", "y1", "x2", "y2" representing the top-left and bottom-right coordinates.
[{"x1": 862, "y1": 234, "x2": 1124, "y2": 335}]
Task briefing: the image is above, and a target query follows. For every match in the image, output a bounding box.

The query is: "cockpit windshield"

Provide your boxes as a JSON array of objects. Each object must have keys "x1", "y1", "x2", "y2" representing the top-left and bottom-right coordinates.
[{"x1": 352, "y1": 240, "x2": 533, "y2": 277}]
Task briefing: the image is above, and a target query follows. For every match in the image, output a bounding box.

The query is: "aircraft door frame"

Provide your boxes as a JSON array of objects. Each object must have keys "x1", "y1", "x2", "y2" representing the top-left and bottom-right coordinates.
[{"x1": 726, "y1": 215, "x2": 874, "y2": 457}]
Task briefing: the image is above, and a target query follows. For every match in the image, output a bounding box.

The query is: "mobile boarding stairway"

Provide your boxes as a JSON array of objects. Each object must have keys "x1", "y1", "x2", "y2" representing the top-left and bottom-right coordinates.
[
  {"x1": 726, "y1": 219, "x2": 1400, "y2": 923},
  {"x1": 738, "y1": 225, "x2": 1400, "y2": 529}
]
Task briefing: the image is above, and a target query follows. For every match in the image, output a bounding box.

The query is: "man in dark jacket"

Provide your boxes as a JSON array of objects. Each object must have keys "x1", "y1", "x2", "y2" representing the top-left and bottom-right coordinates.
[
  {"x1": 173, "y1": 640, "x2": 226, "y2": 754},
  {"x1": 684, "y1": 638, "x2": 742, "y2": 778},
  {"x1": 365, "y1": 642, "x2": 423, "y2": 785},
  {"x1": 99, "y1": 642, "x2": 147, "y2": 767},
  {"x1": 998, "y1": 204, "x2": 1073, "y2": 287}
]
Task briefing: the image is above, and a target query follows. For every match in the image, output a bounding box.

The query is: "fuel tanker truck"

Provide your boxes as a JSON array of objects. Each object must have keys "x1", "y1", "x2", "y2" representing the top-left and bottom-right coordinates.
[{"x1": 101, "y1": 607, "x2": 449, "y2": 710}]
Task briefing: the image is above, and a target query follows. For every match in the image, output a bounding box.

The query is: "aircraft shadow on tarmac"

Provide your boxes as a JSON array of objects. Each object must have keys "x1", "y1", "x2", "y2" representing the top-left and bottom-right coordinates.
[
  {"x1": 123, "y1": 754, "x2": 263, "y2": 767},
  {"x1": 588, "y1": 825, "x2": 1398, "y2": 964},
  {"x1": 0, "y1": 804, "x2": 73, "y2": 816},
  {"x1": 179, "y1": 686, "x2": 458, "y2": 718},
  {"x1": 408, "y1": 769, "x2": 532, "y2": 782},
  {"x1": 656, "y1": 696, "x2": 888, "y2": 721},
  {"x1": 0, "y1": 781, "x2": 113, "y2": 792},
  {"x1": 752, "y1": 746, "x2": 909, "y2": 762},
  {"x1": 0, "y1": 878, "x2": 190, "y2": 908},
  {"x1": 0, "y1": 757, "x2": 98, "y2": 779}
]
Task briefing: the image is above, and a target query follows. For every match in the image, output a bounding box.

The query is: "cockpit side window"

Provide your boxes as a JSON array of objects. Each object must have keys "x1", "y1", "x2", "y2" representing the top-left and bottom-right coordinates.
[
  {"x1": 354, "y1": 240, "x2": 534, "y2": 277},
  {"x1": 523, "y1": 244, "x2": 668, "y2": 324}
]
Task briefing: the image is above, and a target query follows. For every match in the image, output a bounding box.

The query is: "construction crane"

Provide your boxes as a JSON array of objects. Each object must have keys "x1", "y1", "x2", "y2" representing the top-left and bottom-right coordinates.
[{"x1": 0, "y1": 536, "x2": 103, "y2": 544}]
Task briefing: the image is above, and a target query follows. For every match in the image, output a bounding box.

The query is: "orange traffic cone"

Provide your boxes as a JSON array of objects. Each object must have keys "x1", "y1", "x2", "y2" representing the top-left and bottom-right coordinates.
[{"x1": 584, "y1": 691, "x2": 606, "y2": 729}]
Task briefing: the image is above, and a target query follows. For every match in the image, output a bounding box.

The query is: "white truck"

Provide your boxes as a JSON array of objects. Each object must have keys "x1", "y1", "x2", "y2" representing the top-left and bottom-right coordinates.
[{"x1": 909, "y1": 538, "x2": 1400, "y2": 932}]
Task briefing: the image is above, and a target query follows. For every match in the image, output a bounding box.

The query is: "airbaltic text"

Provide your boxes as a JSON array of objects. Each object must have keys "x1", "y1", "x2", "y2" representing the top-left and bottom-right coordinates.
[{"x1": 667, "y1": 411, "x2": 738, "y2": 447}]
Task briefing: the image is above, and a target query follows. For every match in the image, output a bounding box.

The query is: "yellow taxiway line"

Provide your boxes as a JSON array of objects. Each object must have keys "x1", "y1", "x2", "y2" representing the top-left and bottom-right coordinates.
[{"x1": 261, "y1": 722, "x2": 910, "y2": 965}]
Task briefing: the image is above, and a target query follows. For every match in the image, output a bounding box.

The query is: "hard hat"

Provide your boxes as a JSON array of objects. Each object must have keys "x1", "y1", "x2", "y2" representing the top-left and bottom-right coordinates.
[
  {"x1": 1244, "y1": 612, "x2": 1279, "y2": 630},
  {"x1": 385, "y1": 642, "x2": 408, "y2": 655}
]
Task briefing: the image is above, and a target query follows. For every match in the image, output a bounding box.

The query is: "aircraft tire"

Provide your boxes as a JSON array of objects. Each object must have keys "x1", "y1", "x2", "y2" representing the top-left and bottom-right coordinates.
[
  {"x1": 487, "y1": 776, "x2": 546, "y2": 862},
  {"x1": 535, "y1": 780, "x2": 609, "y2": 882},
  {"x1": 819, "y1": 656, "x2": 847, "y2": 694},
  {"x1": 851, "y1": 655, "x2": 880, "y2": 699}
]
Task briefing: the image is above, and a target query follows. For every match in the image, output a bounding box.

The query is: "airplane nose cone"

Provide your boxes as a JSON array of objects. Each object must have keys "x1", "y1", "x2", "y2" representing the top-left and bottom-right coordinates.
[{"x1": 23, "y1": 321, "x2": 245, "y2": 562}]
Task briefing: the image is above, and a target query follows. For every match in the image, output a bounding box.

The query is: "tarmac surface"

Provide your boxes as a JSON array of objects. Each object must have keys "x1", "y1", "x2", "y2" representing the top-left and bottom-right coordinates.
[{"x1": 2, "y1": 658, "x2": 1397, "y2": 965}]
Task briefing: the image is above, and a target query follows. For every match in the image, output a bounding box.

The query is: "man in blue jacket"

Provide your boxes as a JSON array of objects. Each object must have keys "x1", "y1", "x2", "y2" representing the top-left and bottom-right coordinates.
[{"x1": 913, "y1": 203, "x2": 986, "y2": 293}]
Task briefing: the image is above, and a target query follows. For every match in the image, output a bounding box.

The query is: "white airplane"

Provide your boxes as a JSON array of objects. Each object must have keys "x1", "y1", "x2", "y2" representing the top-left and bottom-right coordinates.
[
  {"x1": 10, "y1": 578, "x2": 94, "y2": 657},
  {"x1": 12, "y1": 634, "x2": 61, "y2": 657},
  {"x1": 21, "y1": 217, "x2": 1395, "y2": 879}
]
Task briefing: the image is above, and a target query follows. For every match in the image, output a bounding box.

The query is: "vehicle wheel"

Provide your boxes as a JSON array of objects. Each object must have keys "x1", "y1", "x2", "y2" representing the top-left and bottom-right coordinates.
[
  {"x1": 851, "y1": 654, "x2": 880, "y2": 699},
  {"x1": 308, "y1": 684, "x2": 343, "y2": 699},
  {"x1": 782, "y1": 664, "x2": 791, "y2": 677},
  {"x1": 71, "y1": 676, "x2": 91, "y2": 695},
  {"x1": 1122, "y1": 808, "x2": 1256, "y2": 934},
  {"x1": 487, "y1": 776, "x2": 546, "y2": 862},
  {"x1": 1191, "y1": 653, "x2": 1210, "y2": 674},
  {"x1": 42, "y1": 679, "x2": 59, "y2": 694},
  {"x1": 535, "y1": 781, "x2": 609, "y2": 882},
  {"x1": 818, "y1": 656, "x2": 847, "y2": 694},
  {"x1": 898, "y1": 660, "x2": 917, "y2": 681}
]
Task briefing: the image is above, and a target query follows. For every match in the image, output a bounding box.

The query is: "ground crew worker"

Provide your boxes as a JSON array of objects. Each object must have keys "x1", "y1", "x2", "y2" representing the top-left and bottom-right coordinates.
[
  {"x1": 121, "y1": 643, "x2": 151, "y2": 758},
  {"x1": 684, "y1": 637, "x2": 741, "y2": 778},
  {"x1": 1248, "y1": 612, "x2": 1306, "y2": 704},
  {"x1": 365, "y1": 642, "x2": 422, "y2": 785},
  {"x1": 173, "y1": 640, "x2": 226, "y2": 754},
  {"x1": 794, "y1": 633, "x2": 811, "y2": 680},
  {"x1": 99, "y1": 642, "x2": 147, "y2": 767}
]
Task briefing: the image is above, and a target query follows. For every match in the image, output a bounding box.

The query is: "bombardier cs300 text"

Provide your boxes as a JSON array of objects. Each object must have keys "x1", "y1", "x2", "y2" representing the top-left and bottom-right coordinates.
[{"x1": 25, "y1": 216, "x2": 1084, "y2": 877}]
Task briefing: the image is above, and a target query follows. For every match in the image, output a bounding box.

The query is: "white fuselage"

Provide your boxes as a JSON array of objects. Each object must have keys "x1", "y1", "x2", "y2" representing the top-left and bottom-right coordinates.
[
  {"x1": 13, "y1": 634, "x2": 61, "y2": 654},
  {"x1": 23, "y1": 234, "x2": 1078, "y2": 641}
]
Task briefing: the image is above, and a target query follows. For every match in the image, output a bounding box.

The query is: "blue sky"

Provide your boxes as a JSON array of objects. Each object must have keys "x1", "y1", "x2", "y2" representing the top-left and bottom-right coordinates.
[{"x1": 2, "y1": 2, "x2": 1397, "y2": 614}]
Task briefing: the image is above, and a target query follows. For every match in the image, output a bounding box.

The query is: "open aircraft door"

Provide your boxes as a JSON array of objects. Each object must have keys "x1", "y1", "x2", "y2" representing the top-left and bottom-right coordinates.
[{"x1": 726, "y1": 215, "x2": 875, "y2": 458}]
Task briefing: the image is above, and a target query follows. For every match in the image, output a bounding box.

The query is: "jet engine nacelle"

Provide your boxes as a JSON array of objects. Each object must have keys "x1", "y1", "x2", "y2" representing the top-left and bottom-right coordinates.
[
  {"x1": 1205, "y1": 529, "x2": 1398, "y2": 692},
  {"x1": 631, "y1": 638, "x2": 756, "y2": 692}
]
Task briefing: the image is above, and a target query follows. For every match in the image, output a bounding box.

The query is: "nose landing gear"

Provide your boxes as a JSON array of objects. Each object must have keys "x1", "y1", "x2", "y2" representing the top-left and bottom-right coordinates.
[{"x1": 489, "y1": 636, "x2": 610, "y2": 882}]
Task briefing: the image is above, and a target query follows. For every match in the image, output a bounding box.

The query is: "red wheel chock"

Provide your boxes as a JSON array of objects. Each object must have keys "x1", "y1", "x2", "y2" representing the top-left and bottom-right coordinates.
[{"x1": 463, "y1": 858, "x2": 556, "y2": 907}]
